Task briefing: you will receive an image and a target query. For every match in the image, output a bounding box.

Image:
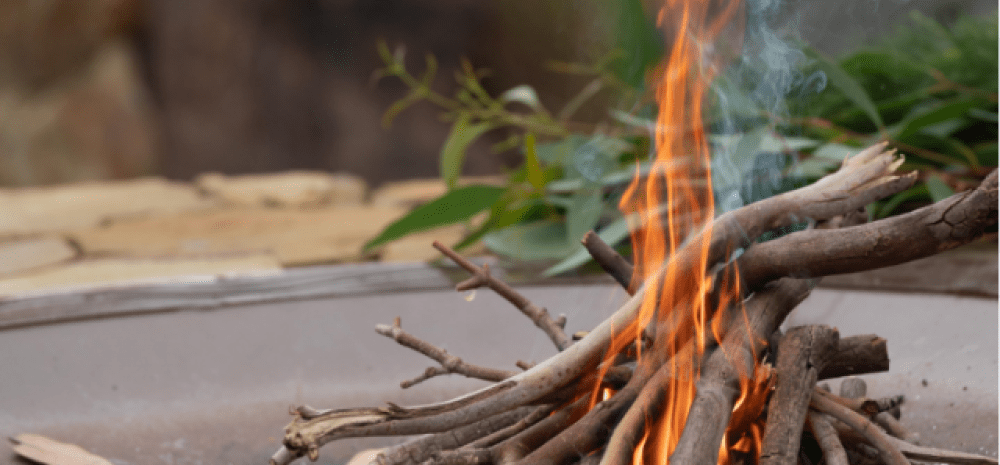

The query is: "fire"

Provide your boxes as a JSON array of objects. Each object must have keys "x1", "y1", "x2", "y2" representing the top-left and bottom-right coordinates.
[{"x1": 600, "y1": 0, "x2": 772, "y2": 463}]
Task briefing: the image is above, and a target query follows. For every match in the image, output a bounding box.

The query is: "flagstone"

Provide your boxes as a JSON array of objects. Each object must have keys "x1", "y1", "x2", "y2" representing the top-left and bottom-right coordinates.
[{"x1": 70, "y1": 205, "x2": 408, "y2": 266}]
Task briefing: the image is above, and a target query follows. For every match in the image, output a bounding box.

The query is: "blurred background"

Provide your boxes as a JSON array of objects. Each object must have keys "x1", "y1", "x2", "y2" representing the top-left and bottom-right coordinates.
[{"x1": 0, "y1": 0, "x2": 995, "y2": 188}]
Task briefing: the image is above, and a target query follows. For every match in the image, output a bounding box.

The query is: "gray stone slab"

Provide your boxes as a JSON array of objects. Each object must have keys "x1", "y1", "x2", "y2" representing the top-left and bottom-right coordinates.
[{"x1": 0, "y1": 284, "x2": 995, "y2": 464}]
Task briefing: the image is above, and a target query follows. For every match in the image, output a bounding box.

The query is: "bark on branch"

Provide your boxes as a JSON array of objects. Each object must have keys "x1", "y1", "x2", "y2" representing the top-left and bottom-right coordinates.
[
  {"x1": 434, "y1": 241, "x2": 572, "y2": 351},
  {"x1": 375, "y1": 317, "x2": 516, "y2": 388},
  {"x1": 759, "y1": 325, "x2": 840, "y2": 465},
  {"x1": 739, "y1": 169, "x2": 997, "y2": 288}
]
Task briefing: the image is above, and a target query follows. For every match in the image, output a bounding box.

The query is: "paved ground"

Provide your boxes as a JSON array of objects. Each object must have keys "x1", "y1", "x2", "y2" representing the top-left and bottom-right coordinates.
[{"x1": 0, "y1": 283, "x2": 995, "y2": 464}]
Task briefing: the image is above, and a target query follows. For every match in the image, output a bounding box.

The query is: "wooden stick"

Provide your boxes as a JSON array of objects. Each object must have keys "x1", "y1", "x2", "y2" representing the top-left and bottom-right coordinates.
[
  {"x1": 806, "y1": 411, "x2": 849, "y2": 465},
  {"x1": 373, "y1": 407, "x2": 536, "y2": 465},
  {"x1": 759, "y1": 325, "x2": 839, "y2": 465},
  {"x1": 669, "y1": 278, "x2": 814, "y2": 465},
  {"x1": 830, "y1": 419, "x2": 997, "y2": 465},
  {"x1": 818, "y1": 335, "x2": 889, "y2": 380},
  {"x1": 581, "y1": 231, "x2": 635, "y2": 294},
  {"x1": 874, "y1": 412, "x2": 920, "y2": 444},
  {"x1": 434, "y1": 241, "x2": 572, "y2": 351},
  {"x1": 376, "y1": 317, "x2": 516, "y2": 388},
  {"x1": 463, "y1": 405, "x2": 554, "y2": 450},
  {"x1": 739, "y1": 169, "x2": 997, "y2": 289},
  {"x1": 809, "y1": 389, "x2": 909, "y2": 465}
]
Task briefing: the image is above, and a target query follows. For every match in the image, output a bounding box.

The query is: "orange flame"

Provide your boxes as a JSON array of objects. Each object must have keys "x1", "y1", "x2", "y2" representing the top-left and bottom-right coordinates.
[{"x1": 601, "y1": 0, "x2": 774, "y2": 463}]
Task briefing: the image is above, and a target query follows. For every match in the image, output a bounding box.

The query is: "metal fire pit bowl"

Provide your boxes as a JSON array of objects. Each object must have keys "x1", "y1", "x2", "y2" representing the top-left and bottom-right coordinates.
[{"x1": 0, "y1": 263, "x2": 996, "y2": 464}]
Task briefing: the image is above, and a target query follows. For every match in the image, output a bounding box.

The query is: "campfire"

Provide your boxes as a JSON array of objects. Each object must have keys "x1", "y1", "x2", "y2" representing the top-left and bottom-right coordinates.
[{"x1": 270, "y1": 1, "x2": 998, "y2": 464}]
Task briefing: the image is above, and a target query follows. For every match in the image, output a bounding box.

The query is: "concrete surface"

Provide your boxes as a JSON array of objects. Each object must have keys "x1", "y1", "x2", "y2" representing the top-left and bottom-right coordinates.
[{"x1": 0, "y1": 284, "x2": 995, "y2": 464}]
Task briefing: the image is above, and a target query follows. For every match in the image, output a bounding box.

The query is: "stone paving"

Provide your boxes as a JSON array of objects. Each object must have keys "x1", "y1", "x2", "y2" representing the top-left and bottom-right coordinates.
[{"x1": 0, "y1": 172, "x2": 497, "y2": 297}]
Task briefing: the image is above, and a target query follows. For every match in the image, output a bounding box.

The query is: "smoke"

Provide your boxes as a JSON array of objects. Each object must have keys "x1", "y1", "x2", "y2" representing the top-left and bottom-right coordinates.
[{"x1": 710, "y1": 0, "x2": 827, "y2": 215}]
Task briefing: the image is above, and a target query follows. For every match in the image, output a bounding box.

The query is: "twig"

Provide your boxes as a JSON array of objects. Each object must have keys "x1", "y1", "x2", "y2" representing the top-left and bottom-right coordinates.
[
  {"x1": 433, "y1": 241, "x2": 571, "y2": 351},
  {"x1": 815, "y1": 388, "x2": 881, "y2": 416},
  {"x1": 807, "y1": 411, "x2": 849, "y2": 465},
  {"x1": 581, "y1": 231, "x2": 635, "y2": 294},
  {"x1": 888, "y1": 435, "x2": 998, "y2": 465},
  {"x1": 874, "y1": 412, "x2": 920, "y2": 444},
  {"x1": 759, "y1": 325, "x2": 840, "y2": 465},
  {"x1": 464, "y1": 405, "x2": 554, "y2": 450},
  {"x1": 373, "y1": 407, "x2": 535, "y2": 465},
  {"x1": 375, "y1": 317, "x2": 516, "y2": 388},
  {"x1": 830, "y1": 419, "x2": 997, "y2": 465},
  {"x1": 809, "y1": 389, "x2": 909, "y2": 465}
]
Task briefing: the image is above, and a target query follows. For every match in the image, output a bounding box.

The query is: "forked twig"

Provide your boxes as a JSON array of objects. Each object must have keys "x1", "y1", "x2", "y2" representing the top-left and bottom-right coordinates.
[
  {"x1": 376, "y1": 317, "x2": 516, "y2": 388},
  {"x1": 809, "y1": 389, "x2": 909, "y2": 465},
  {"x1": 434, "y1": 241, "x2": 571, "y2": 350}
]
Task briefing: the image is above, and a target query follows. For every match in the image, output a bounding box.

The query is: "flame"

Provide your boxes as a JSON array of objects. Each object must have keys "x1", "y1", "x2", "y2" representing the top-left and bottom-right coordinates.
[{"x1": 598, "y1": 0, "x2": 773, "y2": 463}]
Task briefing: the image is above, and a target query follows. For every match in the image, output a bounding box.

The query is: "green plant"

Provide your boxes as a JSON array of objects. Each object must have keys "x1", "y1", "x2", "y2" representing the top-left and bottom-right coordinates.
[
  {"x1": 364, "y1": 39, "x2": 656, "y2": 275},
  {"x1": 366, "y1": 10, "x2": 997, "y2": 275}
]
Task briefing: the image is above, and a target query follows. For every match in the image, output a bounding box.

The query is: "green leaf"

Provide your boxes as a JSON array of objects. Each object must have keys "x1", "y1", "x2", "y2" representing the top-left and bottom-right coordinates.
[
  {"x1": 924, "y1": 175, "x2": 955, "y2": 202},
  {"x1": 793, "y1": 143, "x2": 859, "y2": 178},
  {"x1": 806, "y1": 47, "x2": 885, "y2": 129},
  {"x1": 534, "y1": 135, "x2": 587, "y2": 165},
  {"x1": 609, "y1": 0, "x2": 664, "y2": 89},
  {"x1": 892, "y1": 97, "x2": 982, "y2": 141},
  {"x1": 542, "y1": 216, "x2": 632, "y2": 277},
  {"x1": 566, "y1": 188, "x2": 604, "y2": 246},
  {"x1": 482, "y1": 220, "x2": 573, "y2": 261},
  {"x1": 523, "y1": 133, "x2": 546, "y2": 193},
  {"x1": 364, "y1": 185, "x2": 504, "y2": 250},
  {"x1": 440, "y1": 114, "x2": 492, "y2": 189},
  {"x1": 876, "y1": 185, "x2": 928, "y2": 218}
]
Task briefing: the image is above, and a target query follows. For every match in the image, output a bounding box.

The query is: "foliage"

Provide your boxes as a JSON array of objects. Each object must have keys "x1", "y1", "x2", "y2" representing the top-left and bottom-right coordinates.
[{"x1": 367, "y1": 10, "x2": 997, "y2": 274}]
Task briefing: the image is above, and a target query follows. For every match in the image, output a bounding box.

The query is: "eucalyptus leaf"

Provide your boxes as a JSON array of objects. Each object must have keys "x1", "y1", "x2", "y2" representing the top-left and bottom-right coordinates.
[
  {"x1": 523, "y1": 133, "x2": 547, "y2": 193},
  {"x1": 364, "y1": 185, "x2": 504, "y2": 250},
  {"x1": 924, "y1": 175, "x2": 955, "y2": 202},
  {"x1": 535, "y1": 135, "x2": 587, "y2": 165},
  {"x1": 876, "y1": 185, "x2": 928, "y2": 218},
  {"x1": 806, "y1": 47, "x2": 885, "y2": 129},
  {"x1": 566, "y1": 188, "x2": 604, "y2": 247},
  {"x1": 892, "y1": 97, "x2": 982, "y2": 141},
  {"x1": 543, "y1": 216, "x2": 633, "y2": 277},
  {"x1": 482, "y1": 220, "x2": 573, "y2": 261},
  {"x1": 440, "y1": 114, "x2": 492, "y2": 189}
]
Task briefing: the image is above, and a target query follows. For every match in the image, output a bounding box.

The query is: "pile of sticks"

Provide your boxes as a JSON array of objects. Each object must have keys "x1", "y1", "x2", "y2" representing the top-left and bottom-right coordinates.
[{"x1": 270, "y1": 143, "x2": 998, "y2": 465}]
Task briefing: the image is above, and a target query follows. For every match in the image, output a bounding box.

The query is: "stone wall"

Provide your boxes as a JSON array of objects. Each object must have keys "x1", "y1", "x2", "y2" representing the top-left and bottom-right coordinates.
[{"x1": 0, "y1": 0, "x2": 993, "y2": 187}]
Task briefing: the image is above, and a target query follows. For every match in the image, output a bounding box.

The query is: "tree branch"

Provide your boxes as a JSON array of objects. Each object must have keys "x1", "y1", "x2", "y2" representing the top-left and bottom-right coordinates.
[
  {"x1": 375, "y1": 317, "x2": 516, "y2": 388},
  {"x1": 581, "y1": 231, "x2": 635, "y2": 294},
  {"x1": 739, "y1": 169, "x2": 997, "y2": 288},
  {"x1": 434, "y1": 241, "x2": 572, "y2": 351}
]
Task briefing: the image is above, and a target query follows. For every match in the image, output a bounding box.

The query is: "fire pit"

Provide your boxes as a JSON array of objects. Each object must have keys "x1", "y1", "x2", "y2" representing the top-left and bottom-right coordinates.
[{"x1": 266, "y1": 0, "x2": 999, "y2": 462}]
